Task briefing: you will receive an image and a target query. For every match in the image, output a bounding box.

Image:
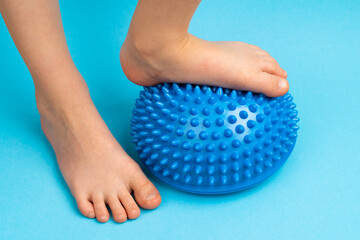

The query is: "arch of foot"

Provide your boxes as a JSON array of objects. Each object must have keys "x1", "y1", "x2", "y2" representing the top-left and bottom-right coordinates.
[{"x1": 131, "y1": 83, "x2": 299, "y2": 194}]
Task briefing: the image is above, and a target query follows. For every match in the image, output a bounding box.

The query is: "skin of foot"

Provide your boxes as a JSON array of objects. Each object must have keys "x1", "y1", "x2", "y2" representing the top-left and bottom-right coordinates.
[
  {"x1": 121, "y1": 33, "x2": 289, "y2": 97},
  {"x1": 36, "y1": 74, "x2": 161, "y2": 223},
  {"x1": 2, "y1": 0, "x2": 288, "y2": 225},
  {"x1": 120, "y1": 0, "x2": 289, "y2": 97},
  {"x1": 1, "y1": 0, "x2": 161, "y2": 223}
]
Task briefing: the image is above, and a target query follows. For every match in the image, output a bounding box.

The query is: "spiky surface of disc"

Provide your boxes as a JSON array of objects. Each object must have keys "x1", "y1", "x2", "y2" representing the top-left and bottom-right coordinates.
[{"x1": 131, "y1": 83, "x2": 299, "y2": 194}]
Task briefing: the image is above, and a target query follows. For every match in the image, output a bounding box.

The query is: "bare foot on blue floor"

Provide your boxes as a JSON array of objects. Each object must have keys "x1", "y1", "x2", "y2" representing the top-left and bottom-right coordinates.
[
  {"x1": 120, "y1": 33, "x2": 288, "y2": 97},
  {"x1": 36, "y1": 76, "x2": 161, "y2": 223}
]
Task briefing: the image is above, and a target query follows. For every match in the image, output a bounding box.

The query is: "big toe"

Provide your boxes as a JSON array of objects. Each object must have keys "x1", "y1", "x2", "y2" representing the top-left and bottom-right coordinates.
[
  {"x1": 258, "y1": 55, "x2": 287, "y2": 79},
  {"x1": 131, "y1": 172, "x2": 161, "y2": 209},
  {"x1": 246, "y1": 72, "x2": 289, "y2": 97}
]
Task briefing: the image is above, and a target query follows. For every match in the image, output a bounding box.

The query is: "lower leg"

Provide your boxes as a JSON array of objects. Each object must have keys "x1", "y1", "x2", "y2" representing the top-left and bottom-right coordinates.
[
  {"x1": 0, "y1": 0, "x2": 90, "y2": 114},
  {"x1": 0, "y1": 0, "x2": 161, "y2": 223},
  {"x1": 121, "y1": 0, "x2": 289, "y2": 97}
]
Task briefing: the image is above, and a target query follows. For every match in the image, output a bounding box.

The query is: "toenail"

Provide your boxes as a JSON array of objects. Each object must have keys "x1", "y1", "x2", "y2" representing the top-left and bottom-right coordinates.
[
  {"x1": 131, "y1": 209, "x2": 139, "y2": 216},
  {"x1": 278, "y1": 79, "x2": 287, "y2": 89},
  {"x1": 87, "y1": 212, "x2": 95, "y2": 218},
  {"x1": 145, "y1": 192, "x2": 157, "y2": 200},
  {"x1": 117, "y1": 215, "x2": 126, "y2": 221},
  {"x1": 99, "y1": 215, "x2": 107, "y2": 221}
]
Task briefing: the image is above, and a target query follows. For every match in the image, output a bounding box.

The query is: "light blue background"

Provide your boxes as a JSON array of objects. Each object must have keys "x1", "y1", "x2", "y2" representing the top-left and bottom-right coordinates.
[{"x1": 1, "y1": 0, "x2": 359, "y2": 239}]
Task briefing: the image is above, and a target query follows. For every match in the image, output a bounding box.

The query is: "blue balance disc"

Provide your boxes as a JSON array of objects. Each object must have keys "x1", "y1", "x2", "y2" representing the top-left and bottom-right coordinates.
[{"x1": 131, "y1": 83, "x2": 299, "y2": 194}]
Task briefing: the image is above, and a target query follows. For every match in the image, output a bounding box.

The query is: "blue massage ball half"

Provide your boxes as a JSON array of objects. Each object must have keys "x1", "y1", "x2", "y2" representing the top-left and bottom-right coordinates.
[{"x1": 131, "y1": 83, "x2": 299, "y2": 194}]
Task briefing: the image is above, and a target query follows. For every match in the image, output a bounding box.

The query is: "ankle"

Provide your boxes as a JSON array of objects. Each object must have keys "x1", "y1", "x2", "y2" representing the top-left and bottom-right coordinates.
[
  {"x1": 123, "y1": 29, "x2": 190, "y2": 63},
  {"x1": 121, "y1": 30, "x2": 191, "y2": 85},
  {"x1": 34, "y1": 76, "x2": 93, "y2": 123}
]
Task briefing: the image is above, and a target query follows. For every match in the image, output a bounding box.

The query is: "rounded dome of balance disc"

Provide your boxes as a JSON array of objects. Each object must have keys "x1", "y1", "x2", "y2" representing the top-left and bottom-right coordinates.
[{"x1": 130, "y1": 83, "x2": 299, "y2": 194}]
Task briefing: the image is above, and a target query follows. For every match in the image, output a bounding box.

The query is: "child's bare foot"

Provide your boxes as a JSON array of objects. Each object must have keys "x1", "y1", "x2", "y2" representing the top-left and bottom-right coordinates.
[
  {"x1": 36, "y1": 76, "x2": 161, "y2": 223},
  {"x1": 120, "y1": 33, "x2": 288, "y2": 97}
]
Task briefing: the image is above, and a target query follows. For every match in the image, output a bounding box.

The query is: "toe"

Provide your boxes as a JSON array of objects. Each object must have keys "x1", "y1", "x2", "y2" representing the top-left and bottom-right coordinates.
[
  {"x1": 259, "y1": 58, "x2": 287, "y2": 79},
  {"x1": 247, "y1": 43, "x2": 261, "y2": 50},
  {"x1": 92, "y1": 194, "x2": 110, "y2": 223},
  {"x1": 76, "y1": 195, "x2": 95, "y2": 218},
  {"x1": 107, "y1": 196, "x2": 127, "y2": 223},
  {"x1": 256, "y1": 49, "x2": 270, "y2": 56},
  {"x1": 256, "y1": 72, "x2": 289, "y2": 97},
  {"x1": 130, "y1": 172, "x2": 161, "y2": 210},
  {"x1": 119, "y1": 192, "x2": 141, "y2": 220}
]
